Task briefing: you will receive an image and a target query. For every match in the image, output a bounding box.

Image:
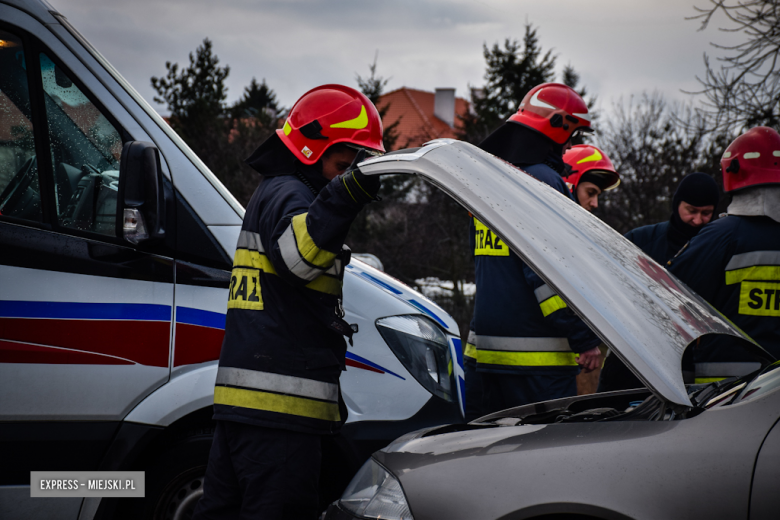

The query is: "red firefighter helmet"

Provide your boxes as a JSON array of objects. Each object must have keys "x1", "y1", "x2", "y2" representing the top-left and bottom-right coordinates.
[
  {"x1": 562, "y1": 144, "x2": 620, "y2": 191},
  {"x1": 721, "y1": 126, "x2": 780, "y2": 192},
  {"x1": 509, "y1": 83, "x2": 593, "y2": 144},
  {"x1": 277, "y1": 84, "x2": 385, "y2": 165}
]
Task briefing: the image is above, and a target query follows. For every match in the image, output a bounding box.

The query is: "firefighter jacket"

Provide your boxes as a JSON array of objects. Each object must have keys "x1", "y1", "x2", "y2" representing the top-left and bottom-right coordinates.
[
  {"x1": 669, "y1": 212, "x2": 780, "y2": 384},
  {"x1": 214, "y1": 159, "x2": 364, "y2": 435},
  {"x1": 624, "y1": 221, "x2": 676, "y2": 264},
  {"x1": 473, "y1": 163, "x2": 601, "y2": 375}
]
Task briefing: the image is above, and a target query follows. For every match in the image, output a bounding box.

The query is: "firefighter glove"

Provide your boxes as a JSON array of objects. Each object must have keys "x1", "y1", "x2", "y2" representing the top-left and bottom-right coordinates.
[{"x1": 340, "y1": 149, "x2": 381, "y2": 205}]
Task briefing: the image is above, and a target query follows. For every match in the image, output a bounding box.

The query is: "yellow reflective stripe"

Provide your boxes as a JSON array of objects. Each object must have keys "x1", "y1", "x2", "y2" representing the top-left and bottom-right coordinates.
[
  {"x1": 738, "y1": 281, "x2": 780, "y2": 316},
  {"x1": 477, "y1": 350, "x2": 579, "y2": 367},
  {"x1": 725, "y1": 266, "x2": 780, "y2": 285},
  {"x1": 227, "y1": 268, "x2": 263, "y2": 310},
  {"x1": 695, "y1": 377, "x2": 725, "y2": 384},
  {"x1": 214, "y1": 386, "x2": 340, "y2": 422},
  {"x1": 448, "y1": 358, "x2": 453, "y2": 376},
  {"x1": 292, "y1": 213, "x2": 338, "y2": 268},
  {"x1": 464, "y1": 342, "x2": 477, "y2": 360},
  {"x1": 330, "y1": 105, "x2": 368, "y2": 129},
  {"x1": 234, "y1": 248, "x2": 339, "y2": 295},
  {"x1": 576, "y1": 148, "x2": 603, "y2": 164},
  {"x1": 473, "y1": 218, "x2": 509, "y2": 256},
  {"x1": 234, "y1": 249, "x2": 277, "y2": 274},
  {"x1": 305, "y1": 274, "x2": 341, "y2": 295},
  {"x1": 283, "y1": 120, "x2": 292, "y2": 136},
  {"x1": 539, "y1": 295, "x2": 568, "y2": 317}
]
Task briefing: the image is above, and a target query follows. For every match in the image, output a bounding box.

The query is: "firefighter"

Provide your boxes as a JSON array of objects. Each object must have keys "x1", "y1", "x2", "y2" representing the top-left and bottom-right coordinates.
[
  {"x1": 562, "y1": 143, "x2": 621, "y2": 212},
  {"x1": 193, "y1": 85, "x2": 384, "y2": 520},
  {"x1": 626, "y1": 172, "x2": 719, "y2": 264},
  {"x1": 668, "y1": 126, "x2": 780, "y2": 383},
  {"x1": 472, "y1": 83, "x2": 603, "y2": 415},
  {"x1": 598, "y1": 171, "x2": 719, "y2": 392}
]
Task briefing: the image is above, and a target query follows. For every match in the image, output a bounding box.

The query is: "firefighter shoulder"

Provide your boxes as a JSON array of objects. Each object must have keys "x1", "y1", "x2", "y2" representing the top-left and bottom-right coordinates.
[
  {"x1": 668, "y1": 126, "x2": 780, "y2": 383},
  {"x1": 216, "y1": 84, "x2": 385, "y2": 434}
]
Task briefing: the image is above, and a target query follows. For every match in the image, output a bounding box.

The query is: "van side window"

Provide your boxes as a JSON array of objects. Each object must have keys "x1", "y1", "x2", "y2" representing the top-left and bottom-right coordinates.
[
  {"x1": 40, "y1": 52, "x2": 122, "y2": 236},
  {"x1": 0, "y1": 29, "x2": 43, "y2": 222}
]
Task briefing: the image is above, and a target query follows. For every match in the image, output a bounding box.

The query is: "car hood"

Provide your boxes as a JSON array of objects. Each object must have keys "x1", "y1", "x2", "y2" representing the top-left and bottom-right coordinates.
[{"x1": 359, "y1": 139, "x2": 769, "y2": 407}]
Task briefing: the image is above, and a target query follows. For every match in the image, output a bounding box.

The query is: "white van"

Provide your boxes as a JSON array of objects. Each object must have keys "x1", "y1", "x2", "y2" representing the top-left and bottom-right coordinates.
[{"x1": 0, "y1": 1, "x2": 465, "y2": 518}]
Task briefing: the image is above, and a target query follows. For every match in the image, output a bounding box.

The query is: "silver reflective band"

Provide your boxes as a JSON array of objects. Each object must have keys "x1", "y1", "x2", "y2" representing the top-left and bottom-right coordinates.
[
  {"x1": 278, "y1": 224, "x2": 323, "y2": 281},
  {"x1": 326, "y1": 257, "x2": 342, "y2": 276},
  {"x1": 725, "y1": 251, "x2": 780, "y2": 271},
  {"x1": 236, "y1": 230, "x2": 265, "y2": 252},
  {"x1": 216, "y1": 367, "x2": 338, "y2": 402},
  {"x1": 695, "y1": 362, "x2": 762, "y2": 378},
  {"x1": 30, "y1": 471, "x2": 145, "y2": 498},
  {"x1": 476, "y1": 335, "x2": 571, "y2": 352},
  {"x1": 467, "y1": 330, "x2": 477, "y2": 345},
  {"x1": 534, "y1": 284, "x2": 557, "y2": 303}
]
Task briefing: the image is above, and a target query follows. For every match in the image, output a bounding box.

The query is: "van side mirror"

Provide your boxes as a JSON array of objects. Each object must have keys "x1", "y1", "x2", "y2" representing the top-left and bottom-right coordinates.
[{"x1": 117, "y1": 141, "x2": 166, "y2": 244}]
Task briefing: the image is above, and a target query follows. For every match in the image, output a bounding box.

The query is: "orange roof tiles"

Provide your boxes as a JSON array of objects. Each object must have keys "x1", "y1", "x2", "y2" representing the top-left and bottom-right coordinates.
[{"x1": 377, "y1": 87, "x2": 470, "y2": 150}]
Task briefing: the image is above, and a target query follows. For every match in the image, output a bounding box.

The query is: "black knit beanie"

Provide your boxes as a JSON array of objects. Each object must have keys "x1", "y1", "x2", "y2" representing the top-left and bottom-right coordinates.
[{"x1": 669, "y1": 172, "x2": 720, "y2": 244}]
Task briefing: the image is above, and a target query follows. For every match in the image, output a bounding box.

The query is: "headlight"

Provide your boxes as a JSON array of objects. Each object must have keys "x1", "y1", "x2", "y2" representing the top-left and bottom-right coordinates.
[
  {"x1": 340, "y1": 459, "x2": 413, "y2": 520},
  {"x1": 376, "y1": 315, "x2": 453, "y2": 401}
]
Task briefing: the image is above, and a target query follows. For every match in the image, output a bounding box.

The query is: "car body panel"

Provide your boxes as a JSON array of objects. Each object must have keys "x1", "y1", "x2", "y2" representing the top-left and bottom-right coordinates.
[
  {"x1": 372, "y1": 388, "x2": 780, "y2": 520},
  {"x1": 360, "y1": 139, "x2": 766, "y2": 407}
]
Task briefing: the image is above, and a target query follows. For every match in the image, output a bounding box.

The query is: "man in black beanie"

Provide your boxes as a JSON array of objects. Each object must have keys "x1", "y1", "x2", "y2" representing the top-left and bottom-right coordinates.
[
  {"x1": 598, "y1": 172, "x2": 719, "y2": 392},
  {"x1": 624, "y1": 172, "x2": 720, "y2": 265}
]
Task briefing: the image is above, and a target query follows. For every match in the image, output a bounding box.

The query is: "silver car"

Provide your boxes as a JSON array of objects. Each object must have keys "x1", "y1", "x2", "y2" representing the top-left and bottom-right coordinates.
[{"x1": 325, "y1": 140, "x2": 779, "y2": 520}]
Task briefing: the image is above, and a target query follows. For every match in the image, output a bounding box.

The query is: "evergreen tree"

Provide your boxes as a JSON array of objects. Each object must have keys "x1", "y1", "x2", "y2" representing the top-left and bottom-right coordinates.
[
  {"x1": 151, "y1": 39, "x2": 277, "y2": 205},
  {"x1": 232, "y1": 78, "x2": 280, "y2": 123}
]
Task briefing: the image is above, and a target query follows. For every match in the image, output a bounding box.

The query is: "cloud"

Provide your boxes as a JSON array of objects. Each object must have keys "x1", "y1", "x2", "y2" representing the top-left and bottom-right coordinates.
[{"x1": 53, "y1": 0, "x2": 742, "y2": 119}]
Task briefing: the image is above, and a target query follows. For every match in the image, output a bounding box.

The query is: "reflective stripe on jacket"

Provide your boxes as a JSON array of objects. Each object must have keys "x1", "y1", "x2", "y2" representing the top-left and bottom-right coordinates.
[
  {"x1": 472, "y1": 163, "x2": 600, "y2": 375},
  {"x1": 216, "y1": 169, "x2": 362, "y2": 435}
]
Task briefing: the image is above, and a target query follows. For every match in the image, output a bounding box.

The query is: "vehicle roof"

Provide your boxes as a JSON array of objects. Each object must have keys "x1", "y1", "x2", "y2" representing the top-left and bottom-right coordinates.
[
  {"x1": 1, "y1": 0, "x2": 60, "y2": 23},
  {"x1": 359, "y1": 139, "x2": 768, "y2": 407}
]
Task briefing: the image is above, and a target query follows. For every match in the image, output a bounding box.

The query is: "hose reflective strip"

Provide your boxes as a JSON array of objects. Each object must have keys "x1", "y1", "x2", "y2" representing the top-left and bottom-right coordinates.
[
  {"x1": 217, "y1": 367, "x2": 338, "y2": 402},
  {"x1": 236, "y1": 230, "x2": 265, "y2": 252},
  {"x1": 477, "y1": 350, "x2": 578, "y2": 367},
  {"x1": 292, "y1": 213, "x2": 338, "y2": 268},
  {"x1": 234, "y1": 249, "x2": 276, "y2": 274},
  {"x1": 539, "y1": 295, "x2": 568, "y2": 317},
  {"x1": 534, "y1": 284, "x2": 557, "y2": 303},
  {"x1": 695, "y1": 362, "x2": 761, "y2": 378},
  {"x1": 214, "y1": 387, "x2": 340, "y2": 422},
  {"x1": 464, "y1": 343, "x2": 477, "y2": 360},
  {"x1": 476, "y1": 336, "x2": 570, "y2": 352},
  {"x1": 725, "y1": 251, "x2": 780, "y2": 285}
]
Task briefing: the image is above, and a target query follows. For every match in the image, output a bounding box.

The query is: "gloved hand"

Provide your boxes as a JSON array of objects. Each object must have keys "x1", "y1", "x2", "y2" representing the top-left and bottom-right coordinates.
[{"x1": 339, "y1": 149, "x2": 381, "y2": 205}]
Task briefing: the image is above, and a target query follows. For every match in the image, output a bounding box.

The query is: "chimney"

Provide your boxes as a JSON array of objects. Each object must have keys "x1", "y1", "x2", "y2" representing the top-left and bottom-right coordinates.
[{"x1": 434, "y1": 88, "x2": 456, "y2": 127}]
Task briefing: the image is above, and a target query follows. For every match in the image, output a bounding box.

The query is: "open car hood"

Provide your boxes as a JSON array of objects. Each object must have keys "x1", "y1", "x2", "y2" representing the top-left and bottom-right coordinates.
[{"x1": 359, "y1": 139, "x2": 769, "y2": 407}]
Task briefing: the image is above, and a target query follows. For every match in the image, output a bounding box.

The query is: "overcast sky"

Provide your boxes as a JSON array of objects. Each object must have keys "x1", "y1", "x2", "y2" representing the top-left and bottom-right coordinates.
[{"x1": 55, "y1": 0, "x2": 741, "y2": 121}]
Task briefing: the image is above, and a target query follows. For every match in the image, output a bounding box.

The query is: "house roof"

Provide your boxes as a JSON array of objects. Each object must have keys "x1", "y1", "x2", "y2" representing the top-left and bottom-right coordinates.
[{"x1": 377, "y1": 87, "x2": 470, "y2": 150}]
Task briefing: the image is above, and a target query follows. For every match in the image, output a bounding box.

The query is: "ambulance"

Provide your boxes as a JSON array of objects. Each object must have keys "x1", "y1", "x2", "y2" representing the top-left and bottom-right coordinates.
[{"x1": 0, "y1": 1, "x2": 465, "y2": 518}]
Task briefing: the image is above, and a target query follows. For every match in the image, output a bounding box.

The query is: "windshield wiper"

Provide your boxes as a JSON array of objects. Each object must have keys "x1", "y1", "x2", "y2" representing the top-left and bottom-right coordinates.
[{"x1": 689, "y1": 377, "x2": 740, "y2": 408}]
